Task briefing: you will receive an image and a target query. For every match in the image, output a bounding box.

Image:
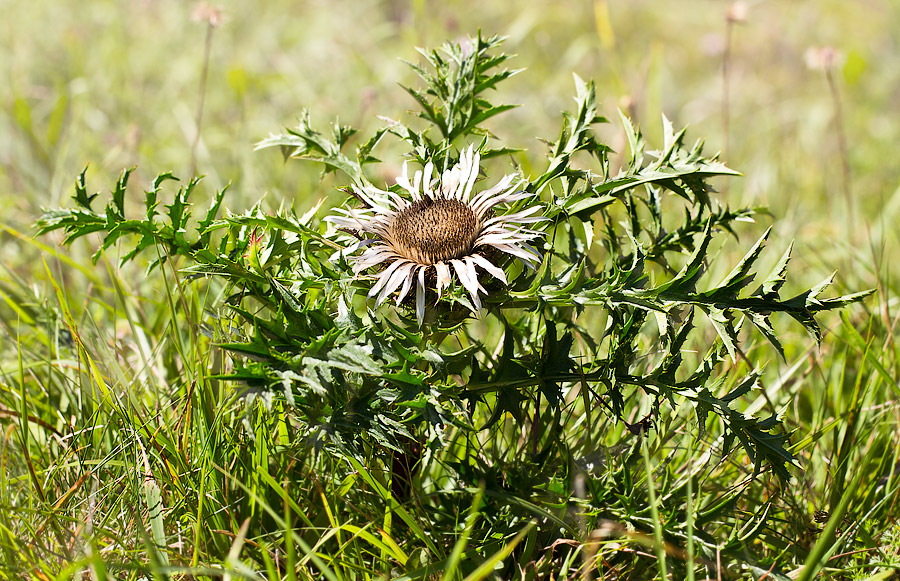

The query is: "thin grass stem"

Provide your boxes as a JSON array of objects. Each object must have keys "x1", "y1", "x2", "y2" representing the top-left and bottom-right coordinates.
[{"x1": 641, "y1": 437, "x2": 668, "y2": 580}]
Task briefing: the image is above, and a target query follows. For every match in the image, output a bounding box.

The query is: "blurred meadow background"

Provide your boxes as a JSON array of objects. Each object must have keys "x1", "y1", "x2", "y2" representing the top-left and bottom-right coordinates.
[
  {"x1": 3, "y1": 0, "x2": 900, "y2": 578},
  {"x1": 4, "y1": 0, "x2": 898, "y2": 296}
]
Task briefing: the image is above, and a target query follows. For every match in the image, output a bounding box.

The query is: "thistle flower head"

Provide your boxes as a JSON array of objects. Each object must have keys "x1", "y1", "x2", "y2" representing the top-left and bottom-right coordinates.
[{"x1": 326, "y1": 146, "x2": 544, "y2": 324}]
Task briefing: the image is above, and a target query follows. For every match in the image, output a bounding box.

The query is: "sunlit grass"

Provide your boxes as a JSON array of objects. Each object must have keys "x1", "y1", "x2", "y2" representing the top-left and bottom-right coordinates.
[{"x1": 2, "y1": 1, "x2": 899, "y2": 579}]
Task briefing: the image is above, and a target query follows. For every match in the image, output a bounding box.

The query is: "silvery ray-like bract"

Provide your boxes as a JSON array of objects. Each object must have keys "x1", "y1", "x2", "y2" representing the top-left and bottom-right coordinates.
[{"x1": 326, "y1": 146, "x2": 545, "y2": 324}]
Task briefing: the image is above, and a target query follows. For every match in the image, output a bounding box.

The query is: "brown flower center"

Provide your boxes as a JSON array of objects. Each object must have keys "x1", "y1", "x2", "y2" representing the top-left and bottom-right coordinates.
[{"x1": 391, "y1": 198, "x2": 480, "y2": 264}]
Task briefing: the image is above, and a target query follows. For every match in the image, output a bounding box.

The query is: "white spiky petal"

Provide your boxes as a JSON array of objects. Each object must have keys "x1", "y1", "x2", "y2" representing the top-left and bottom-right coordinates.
[{"x1": 326, "y1": 146, "x2": 544, "y2": 325}]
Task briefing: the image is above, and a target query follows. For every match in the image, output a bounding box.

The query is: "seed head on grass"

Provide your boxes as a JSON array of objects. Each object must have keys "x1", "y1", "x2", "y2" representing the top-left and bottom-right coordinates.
[{"x1": 326, "y1": 146, "x2": 544, "y2": 324}]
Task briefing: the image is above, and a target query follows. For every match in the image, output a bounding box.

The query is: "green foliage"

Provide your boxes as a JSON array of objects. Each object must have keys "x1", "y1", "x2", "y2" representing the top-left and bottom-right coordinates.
[
  {"x1": 32, "y1": 34, "x2": 877, "y2": 578},
  {"x1": 40, "y1": 35, "x2": 870, "y2": 480},
  {"x1": 36, "y1": 168, "x2": 225, "y2": 271}
]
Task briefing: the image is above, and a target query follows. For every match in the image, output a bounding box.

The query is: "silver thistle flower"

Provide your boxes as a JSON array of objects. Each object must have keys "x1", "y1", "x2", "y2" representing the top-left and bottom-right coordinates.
[{"x1": 326, "y1": 146, "x2": 544, "y2": 324}]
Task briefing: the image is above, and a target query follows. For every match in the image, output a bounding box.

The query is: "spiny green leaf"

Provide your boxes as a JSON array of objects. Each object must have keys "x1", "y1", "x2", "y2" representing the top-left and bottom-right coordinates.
[
  {"x1": 712, "y1": 226, "x2": 771, "y2": 296},
  {"x1": 72, "y1": 167, "x2": 97, "y2": 209},
  {"x1": 755, "y1": 241, "x2": 793, "y2": 299}
]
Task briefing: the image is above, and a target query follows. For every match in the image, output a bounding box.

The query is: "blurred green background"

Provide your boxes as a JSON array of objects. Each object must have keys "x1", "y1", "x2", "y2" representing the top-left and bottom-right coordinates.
[{"x1": 2, "y1": 0, "x2": 897, "y2": 301}]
